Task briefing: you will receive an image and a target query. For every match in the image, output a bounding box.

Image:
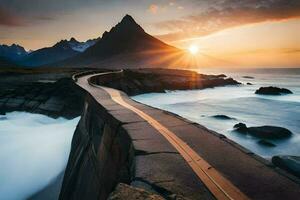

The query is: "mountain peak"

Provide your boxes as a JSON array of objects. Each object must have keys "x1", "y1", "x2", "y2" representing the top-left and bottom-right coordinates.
[
  {"x1": 70, "y1": 37, "x2": 78, "y2": 43},
  {"x1": 121, "y1": 14, "x2": 136, "y2": 23}
]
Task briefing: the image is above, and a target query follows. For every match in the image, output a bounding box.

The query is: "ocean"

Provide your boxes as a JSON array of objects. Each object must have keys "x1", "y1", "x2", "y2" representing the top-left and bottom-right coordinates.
[{"x1": 132, "y1": 68, "x2": 300, "y2": 159}]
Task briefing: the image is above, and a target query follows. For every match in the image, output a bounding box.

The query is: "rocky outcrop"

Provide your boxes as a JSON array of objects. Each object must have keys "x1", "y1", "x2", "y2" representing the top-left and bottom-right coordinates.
[
  {"x1": 272, "y1": 156, "x2": 300, "y2": 178},
  {"x1": 233, "y1": 123, "x2": 292, "y2": 139},
  {"x1": 255, "y1": 87, "x2": 293, "y2": 95},
  {"x1": 90, "y1": 69, "x2": 241, "y2": 96},
  {"x1": 0, "y1": 77, "x2": 84, "y2": 119}
]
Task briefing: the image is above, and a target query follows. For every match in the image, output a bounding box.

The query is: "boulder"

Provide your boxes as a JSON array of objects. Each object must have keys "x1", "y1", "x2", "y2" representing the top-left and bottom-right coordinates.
[
  {"x1": 212, "y1": 115, "x2": 235, "y2": 120},
  {"x1": 246, "y1": 82, "x2": 253, "y2": 85},
  {"x1": 233, "y1": 123, "x2": 248, "y2": 132},
  {"x1": 233, "y1": 123, "x2": 292, "y2": 139},
  {"x1": 255, "y1": 86, "x2": 293, "y2": 95},
  {"x1": 272, "y1": 156, "x2": 300, "y2": 178}
]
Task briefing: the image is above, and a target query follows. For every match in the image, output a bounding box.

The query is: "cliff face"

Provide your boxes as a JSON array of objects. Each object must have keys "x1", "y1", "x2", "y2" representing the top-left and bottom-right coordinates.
[{"x1": 59, "y1": 92, "x2": 135, "y2": 200}]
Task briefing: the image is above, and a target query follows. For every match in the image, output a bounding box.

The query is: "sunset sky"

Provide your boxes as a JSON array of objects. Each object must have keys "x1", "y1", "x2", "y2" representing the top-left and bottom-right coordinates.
[{"x1": 1, "y1": 0, "x2": 299, "y2": 68}]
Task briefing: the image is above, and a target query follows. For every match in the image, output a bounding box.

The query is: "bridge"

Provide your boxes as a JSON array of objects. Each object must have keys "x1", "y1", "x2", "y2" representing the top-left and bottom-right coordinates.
[{"x1": 59, "y1": 70, "x2": 300, "y2": 200}]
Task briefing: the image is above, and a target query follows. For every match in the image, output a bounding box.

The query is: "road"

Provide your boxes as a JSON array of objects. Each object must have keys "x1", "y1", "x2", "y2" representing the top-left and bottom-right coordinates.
[{"x1": 75, "y1": 71, "x2": 300, "y2": 200}]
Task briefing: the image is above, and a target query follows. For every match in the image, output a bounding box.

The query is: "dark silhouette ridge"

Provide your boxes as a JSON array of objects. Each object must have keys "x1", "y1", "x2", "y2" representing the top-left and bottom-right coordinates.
[
  {"x1": 18, "y1": 37, "x2": 99, "y2": 67},
  {"x1": 59, "y1": 14, "x2": 184, "y2": 68},
  {"x1": 0, "y1": 44, "x2": 28, "y2": 61}
]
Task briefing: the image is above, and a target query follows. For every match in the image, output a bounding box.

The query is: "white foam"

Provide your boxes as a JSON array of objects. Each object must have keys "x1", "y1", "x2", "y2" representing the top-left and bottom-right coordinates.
[{"x1": 0, "y1": 112, "x2": 80, "y2": 200}]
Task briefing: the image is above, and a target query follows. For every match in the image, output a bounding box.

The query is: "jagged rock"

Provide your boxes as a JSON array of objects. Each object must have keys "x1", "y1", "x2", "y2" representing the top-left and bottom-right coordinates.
[
  {"x1": 233, "y1": 123, "x2": 292, "y2": 139},
  {"x1": 255, "y1": 86, "x2": 293, "y2": 95},
  {"x1": 272, "y1": 156, "x2": 300, "y2": 178},
  {"x1": 108, "y1": 183, "x2": 165, "y2": 200}
]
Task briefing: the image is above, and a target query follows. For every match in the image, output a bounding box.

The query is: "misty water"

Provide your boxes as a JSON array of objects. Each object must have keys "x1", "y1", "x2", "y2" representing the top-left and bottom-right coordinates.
[
  {"x1": 0, "y1": 112, "x2": 79, "y2": 200},
  {"x1": 133, "y1": 68, "x2": 300, "y2": 159}
]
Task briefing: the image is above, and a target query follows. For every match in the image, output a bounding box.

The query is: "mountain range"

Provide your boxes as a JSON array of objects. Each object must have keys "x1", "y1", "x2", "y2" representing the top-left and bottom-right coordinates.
[
  {"x1": 0, "y1": 15, "x2": 185, "y2": 68},
  {"x1": 0, "y1": 44, "x2": 28, "y2": 61}
]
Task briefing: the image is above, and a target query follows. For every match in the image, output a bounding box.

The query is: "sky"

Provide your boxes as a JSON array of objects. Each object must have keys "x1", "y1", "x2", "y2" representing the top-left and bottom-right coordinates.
[{"x1": 0, "y1": 0, "x2": 299, "y2": 68}]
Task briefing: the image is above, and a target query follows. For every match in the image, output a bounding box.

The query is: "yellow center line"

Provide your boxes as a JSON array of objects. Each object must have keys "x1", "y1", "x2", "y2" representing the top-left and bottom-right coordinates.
[
  {"x1": 100, "y1": 87, "x2": 250, "y2": 200},
  {"x1": 79, "y1": 73, "x2": 250, "y2": 200}
]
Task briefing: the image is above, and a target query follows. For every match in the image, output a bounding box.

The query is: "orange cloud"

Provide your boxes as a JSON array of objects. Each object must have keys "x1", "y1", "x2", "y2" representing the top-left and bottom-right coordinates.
[
  {"x1": 155, "y1": 0, "x2": 300, "y2": 42},
  {"x1": 149, "y1": 4, "x2": 158, "y2": 14}
]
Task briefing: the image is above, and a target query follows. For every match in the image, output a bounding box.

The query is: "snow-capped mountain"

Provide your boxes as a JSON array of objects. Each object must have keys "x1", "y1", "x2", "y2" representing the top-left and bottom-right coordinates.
[{"x1": 68, "y1": 37, "x2": 99, "y2": 52}]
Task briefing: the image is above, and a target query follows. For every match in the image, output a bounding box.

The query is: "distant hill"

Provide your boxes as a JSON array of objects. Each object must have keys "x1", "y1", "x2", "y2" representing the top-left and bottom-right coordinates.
[
  {"x1": 18, "y1": 37, "x2": 99, "y2": 67},
  {"x1": 60, "y1": 15, "x2": 184, "y2": 68},
  {"x1": 0, "y1": 44, "x2": 28, "y2": 61}
]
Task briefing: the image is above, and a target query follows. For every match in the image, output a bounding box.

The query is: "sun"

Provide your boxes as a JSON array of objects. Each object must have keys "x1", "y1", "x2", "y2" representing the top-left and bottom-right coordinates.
[{"x1": 188, "y1": 44, "x2": 199, "y2": 55}]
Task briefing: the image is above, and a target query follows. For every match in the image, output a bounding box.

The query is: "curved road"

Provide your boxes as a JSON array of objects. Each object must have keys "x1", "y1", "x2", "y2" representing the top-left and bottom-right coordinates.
[{"x1": 75, "y1": 71, "x2": 300, "y2": 200}]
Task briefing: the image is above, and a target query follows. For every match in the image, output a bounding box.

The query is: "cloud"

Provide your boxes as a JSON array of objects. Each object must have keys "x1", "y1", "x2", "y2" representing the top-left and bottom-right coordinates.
[
  {"x1": 155, "y1": 0, "x2": 300, "y2": 42},
  {"x1": 0, "y1": 7, "x2": 25, "y2": 26},
  {"x1": 149, "y1": 4, "x2": 159, "y2": 14}
]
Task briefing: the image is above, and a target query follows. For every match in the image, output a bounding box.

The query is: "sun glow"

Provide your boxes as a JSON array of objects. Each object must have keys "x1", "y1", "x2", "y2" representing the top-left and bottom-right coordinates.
[{"x1": 189, "y1": 44, "x2": 199, "y2": 55}]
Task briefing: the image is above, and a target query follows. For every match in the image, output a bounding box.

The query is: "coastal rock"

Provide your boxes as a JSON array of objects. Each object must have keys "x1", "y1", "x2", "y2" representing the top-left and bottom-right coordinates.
[
  {"x1": 108, "y1": 183, "x2": 165, "y2": 200},
  {"x1": 243, "y1": 76, "x2": 254, "y2": 79},
  {"x1": 90, "y1": 69, "x2": 241, "y2": 96},
  {"x1": 233, "y1": 123, "x2": 247, "y2": 132},
  {"x1": 258, "y1": 140, "x2": 276, "y2": 147},
  {"x1": 272, "y1": 156, "x2": 300, "y2": 178},
  {"x1": 246, "y1": 82, "x2": 253, "y2": 85},
  {"x1": 212, "y1": 115, "x2": 235, "y2": 120},
  {"x1": 233, "y1": 123, "x2": 292, "y2": 139},
  {"x1": 255, "y1": 86, "x2": 293, "y2": 95}
]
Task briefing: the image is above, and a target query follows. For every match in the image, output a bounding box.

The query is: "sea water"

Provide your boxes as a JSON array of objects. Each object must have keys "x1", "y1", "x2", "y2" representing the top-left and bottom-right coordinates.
[
  {"x1": 0, "y1": 112, "x2": 79, "y2": 200},
  {"x1": 132, "y1": 68, "x2": 300, "y2": 159}
]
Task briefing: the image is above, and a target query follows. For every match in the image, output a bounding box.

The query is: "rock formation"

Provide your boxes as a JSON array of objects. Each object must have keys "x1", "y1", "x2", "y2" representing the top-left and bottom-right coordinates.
[
  {"x1": 233, "y1": 123, "x2": 292, "y2": 139},
  {"x1": 255, "y1": 86, "x2": 293, "y2": 95}
]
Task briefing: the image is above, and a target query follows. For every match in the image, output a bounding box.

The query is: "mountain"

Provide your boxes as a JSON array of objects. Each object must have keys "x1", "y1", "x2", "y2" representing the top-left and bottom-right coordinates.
[
  {"x1": 60, "y1": 15, "x2": 184, "y2": 68},
  {"x1": 19, "y1": 40, "x2": 80, "y2": 67},
  {"x1": 0, "y1": 44, "x2": 28, "y2": 61},
  {"x1": 0, "y1": 56, "x2": 18, "y2": 68},
  {"x1": 19, "y1": 37, "x2": 99, "y2": 67},
  {"x1": 68, "y1": 37, "x2": 99, "y2": 52}
]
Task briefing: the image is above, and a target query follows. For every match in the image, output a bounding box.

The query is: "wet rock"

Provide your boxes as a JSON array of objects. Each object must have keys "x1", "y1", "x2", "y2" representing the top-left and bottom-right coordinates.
[
  {"x1": 272, "y1": 156, "x2": 300, "y2": 178},
  {"x1": 233, "y1": 123, "x2": 292, "y2": 139},
  {"x1": 212, "y1": 115, "x2": 235, "y2": 120},
  {"x1": 243, "y1": 76, "x2": 254, "y2": 79},
  {"x1": 108, "y1": 183, "x2": 165, "y2": 200},
  {"x1": 255, "y1": 86, "x2": 293, "y2": 95},
  {"x1": 233, "y1": 123, "x2": 248, "y2": 132},
  {"x1": 258, "y1": 140, "x2": 276, "y2": 147},
  {"x1": 246, "y1": 82, "x2": 253, "y2": 85}
]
